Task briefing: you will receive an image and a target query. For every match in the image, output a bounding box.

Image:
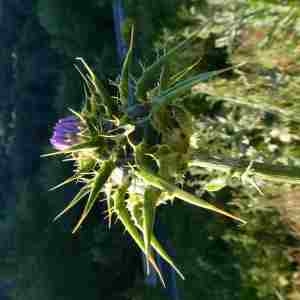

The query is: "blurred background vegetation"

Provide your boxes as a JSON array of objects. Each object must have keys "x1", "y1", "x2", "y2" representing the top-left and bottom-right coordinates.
[{"x1": 1, "y1": 0, "x2": 300, "y2": 299}]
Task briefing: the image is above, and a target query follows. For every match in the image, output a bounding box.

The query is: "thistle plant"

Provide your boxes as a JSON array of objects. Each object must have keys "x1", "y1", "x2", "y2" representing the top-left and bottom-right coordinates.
[{"x1": 45, "y1": 29, "x2": 300, "y2": 286}]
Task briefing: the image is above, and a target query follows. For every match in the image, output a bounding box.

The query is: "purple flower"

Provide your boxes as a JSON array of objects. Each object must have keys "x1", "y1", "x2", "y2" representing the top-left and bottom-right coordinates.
[{"x1": 50, "y1": 116, "x2": 81, "y2": 150}]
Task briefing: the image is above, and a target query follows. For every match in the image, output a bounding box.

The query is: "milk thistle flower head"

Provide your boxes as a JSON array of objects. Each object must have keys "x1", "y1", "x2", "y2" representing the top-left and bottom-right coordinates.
[
  {"x1": 50, "y1": 116, "x2": 82, "y2": 151},
  {"x1": 44, "y1": 30, "x2": 247, "y2": 286}
]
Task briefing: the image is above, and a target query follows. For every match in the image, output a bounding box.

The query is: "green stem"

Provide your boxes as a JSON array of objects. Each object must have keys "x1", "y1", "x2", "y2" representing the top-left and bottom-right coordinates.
[
  {"x1": 205, "y1": 95, "x2": 300, "y2": 123},
  {"x1": 189, "y1": 152, "x2": 300, "y2": 184}
]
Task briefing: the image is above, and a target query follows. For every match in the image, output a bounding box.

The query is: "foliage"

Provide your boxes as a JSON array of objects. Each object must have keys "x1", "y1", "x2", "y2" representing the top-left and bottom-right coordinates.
[
  {"x1": 223, "y1": 206, "x2": 294, "y2": 299},
  {"x1": 9, "y1": 0, "x2": 300, "y2": 299},
  {"x1": 46, "y1": 23, "x2": 300, "y2": 295},
  {"x1": 168, "y1": 1, "x2": 300, "y2": 298},
  {"x1": 45, "y1": 38, "x2": 250, "y2": 285}
]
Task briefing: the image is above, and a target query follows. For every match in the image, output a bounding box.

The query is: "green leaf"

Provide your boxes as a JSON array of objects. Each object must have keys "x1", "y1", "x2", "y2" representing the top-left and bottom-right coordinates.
[
  {"x1": 150, "y1": 235, "x2": 185, "y2": 280},
  {"x1": 136, "y1": 168, "x2": 246, "y2": 224},
  {"x1": 204, "y1": 178, "x2": 227, "y2": 192},
  {"x1": 53, "y1": 185, "x2": 90, "y2": 221},
  {"x1": 158, "y1": 53, "x2": 170, "y2": 92},
  {"x1": 41, "y1": 139, "x2": 102, "y2": 157},
  {"x1": 49, "y1": 175, "x2": 79, "y2": 191},
  {"x1": 143, "y1": 187, "x2": 160, "y2": 273},
  {"x1": 170, "y1": 57, "x2": 202, "y2": 85},
  {"x1": 133, "y1": 202, "x2": 185, "y2": 280},
  {"x1": 119, "y1": 26, "x2": 134, "y2": 107},
  {"x1": 75, "y1": 58, "x2": 116, "y2": 117},
  {"x1": 105, "y1": 183, "x2": 113, "y2": 229},
  {"x1": 72, "y1": 159, "x2": 115, "y2": 233},
  {"x1": 113, "y1": 181, "x2": 166, "y2": 287},
  {"x1": 151, "y1": 64, "x2": 245, "y2": 112},
  {"x1": 136, "y1": 31, "x2": 199, "y2": 101}
]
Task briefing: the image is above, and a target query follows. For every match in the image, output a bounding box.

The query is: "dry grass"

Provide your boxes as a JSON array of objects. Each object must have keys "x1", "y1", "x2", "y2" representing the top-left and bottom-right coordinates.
[
  {"x1": 275, "y1": 189, "x2": 300, "y2": 239},
  {"x1": 273, "y1": 189, "x2": 300, "y2": 300}
]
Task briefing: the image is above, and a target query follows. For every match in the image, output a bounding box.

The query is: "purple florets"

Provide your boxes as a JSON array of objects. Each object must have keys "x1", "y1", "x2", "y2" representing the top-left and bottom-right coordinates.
[{"x1": 50, "y1": 116, "x2": 81, "y2": 150}]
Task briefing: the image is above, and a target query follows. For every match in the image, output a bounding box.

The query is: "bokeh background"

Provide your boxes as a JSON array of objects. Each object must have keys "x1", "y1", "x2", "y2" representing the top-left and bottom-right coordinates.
[{"x1": 1, "y1": 0, "x2": 300, "y2": 299}]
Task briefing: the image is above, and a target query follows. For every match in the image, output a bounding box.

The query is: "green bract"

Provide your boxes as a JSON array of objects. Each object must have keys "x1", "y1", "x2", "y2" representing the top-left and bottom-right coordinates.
[{"x1": 45, "y1": 30, "x2": 300, "y2": 285}]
